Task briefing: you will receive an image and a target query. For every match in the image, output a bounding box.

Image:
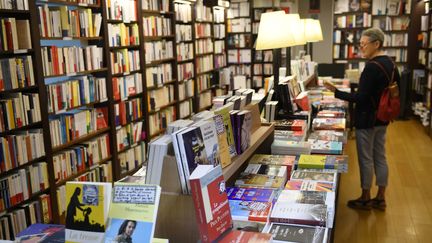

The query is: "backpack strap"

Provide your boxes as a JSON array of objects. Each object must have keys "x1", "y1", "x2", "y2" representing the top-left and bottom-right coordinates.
[{"x1": 369, "y1": 58, "x2": 396, "y2": 86}]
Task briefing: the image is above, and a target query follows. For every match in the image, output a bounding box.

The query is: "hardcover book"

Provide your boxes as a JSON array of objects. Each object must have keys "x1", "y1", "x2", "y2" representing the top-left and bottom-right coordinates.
[
  {"x1": 265, "y1": 223, "x2": 328, "y2": 243},
  {"x1": 189, "y1": 165, "x2": 232, "y2": 243},
  {"x1": 65, "y1": 182, "x2": 112, "y2": 243},
  {"x1": 104, "y1": 183, "x2": 161, "y2": 243}
]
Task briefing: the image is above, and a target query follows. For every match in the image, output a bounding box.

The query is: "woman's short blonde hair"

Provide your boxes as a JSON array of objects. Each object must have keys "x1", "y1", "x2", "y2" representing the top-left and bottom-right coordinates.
[{"x1": 362, "y1": 28, "x2": 385, "y2": 48}]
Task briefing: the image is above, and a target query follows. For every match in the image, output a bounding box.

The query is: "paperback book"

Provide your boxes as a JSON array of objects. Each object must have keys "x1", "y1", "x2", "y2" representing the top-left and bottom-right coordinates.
[
  {"x1": 285, "y1": 180, "x2": 335, "y2": 192},
  {"x1": 235, "y1": 174, "x2": 285, "y2": 189},
  {"x1": 264, "y1": 223, "x2": 328, "y2": 243},
  {"x1": 229, "y1": 200, "x2": 272, "y2": 223},
  {"x1": 226, "y1": 187, "x2": 276, "y2": 203},
  {"x1": 270, "y1": 203, "x2": 328, "y2": 227}
]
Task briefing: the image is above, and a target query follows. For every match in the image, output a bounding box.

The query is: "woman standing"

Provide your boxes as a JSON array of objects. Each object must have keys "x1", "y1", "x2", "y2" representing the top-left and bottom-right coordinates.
[{"x1": 324, "y1": 28, "x2": 400, "y2": 211}]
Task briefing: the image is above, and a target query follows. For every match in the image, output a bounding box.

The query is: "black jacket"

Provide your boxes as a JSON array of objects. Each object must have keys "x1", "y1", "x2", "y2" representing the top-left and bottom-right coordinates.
[{"x1": 334, "y1": 55, "x2": 401, "y2": 129}]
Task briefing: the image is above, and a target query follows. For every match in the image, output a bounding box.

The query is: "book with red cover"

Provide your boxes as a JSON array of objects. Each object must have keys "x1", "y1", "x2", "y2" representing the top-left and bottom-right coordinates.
[
  {"x1": 189, "y1": 165, "x2": 232, "y2": 243},
  {"x1": 218, "y1": 230, "x2": 272, "y2": 243}
]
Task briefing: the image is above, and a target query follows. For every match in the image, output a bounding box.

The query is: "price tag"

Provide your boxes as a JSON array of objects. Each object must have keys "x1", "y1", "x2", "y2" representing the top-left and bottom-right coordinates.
[
  {"x1": 63, "y1": 37, "x2": 72, "y2": 41},
  {"x1": 14, "y1": 49, "x2": 27, "y2": 54}
]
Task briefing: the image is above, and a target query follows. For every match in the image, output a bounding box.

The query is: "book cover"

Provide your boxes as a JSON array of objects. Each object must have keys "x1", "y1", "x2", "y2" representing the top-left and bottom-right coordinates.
[
  {"x1": 179, "y1": 126, "x2": 209, "y2": 176},
  {"x1": 218, "y1": 230, "x2": 272, "y2": 243},
  {"x1": 65, "y1": 182, "x2": 112, "y2": 243},
  {"x1": 105, "y1": 183, "x2": 161, "y2": 243},
  {"x1": 242, "y1": 164, "x2": 288, "y2": 179},
  {"x1": 249, "y1": 154, "x2": 296, "y2": 167},
  {"x1": 213, "y1": 114, "x2": 232, "y2": 168},
  {"x1": 194, "y1": 119, "x2": 221, "y2": 166},
  {"x1": 214, "y1": 103, "x2": 237, "y2": 157},
  {"x1": 266, "y1": 223, "x2": 328, "y2": 243},
  {"x1": 275, "y1": 190, "x2": 335, "y2": 206},
  {"x1": 270, "y1": 203, "x2": 327, "y2": 227},
  {"x1": 297, "y1": 155, "x2": 327, "y2": 170},
  {"x1": 238, "y1": 110, "x2": 251, "y2": 153},
  {"x1": 229, "y1": 200, "x2": 272, "y2": 223},
  {"x1": 308, "y1": 139, "x2": 343, "y2": 155},
  {"x1": 308, "y1": 130, "x2": 347, "y2": 144},
  {"x1": 226, "y1": 187, "x2": 275, "y2": 202},
  {"x1": 285, "y1": 180, "x2": 334, "y2": 192},
  {"x1": 16, "y1": 223, "x2": 65, "y2": 242},
  {"x1": 312, "y1": 118, "x2": 346, "y2": 131},
  {"x1": 291, "y1": 171, "x2": 336, "y2": 184},
  {"x1": 274, "y1": 130, "x2": 305, "y2": 142},
  {"x1": 234, "y1": 174, "x2": 285, "y2": 189},
  {"x1": 189, "y1": 165, "x2": 232, "y2": 243}
]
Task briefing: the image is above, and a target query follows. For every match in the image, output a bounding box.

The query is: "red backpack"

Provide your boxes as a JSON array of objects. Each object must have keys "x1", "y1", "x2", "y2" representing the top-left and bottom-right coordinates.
[{"x1": 370, "y1": 60, "x2": 401, "y2": 122}]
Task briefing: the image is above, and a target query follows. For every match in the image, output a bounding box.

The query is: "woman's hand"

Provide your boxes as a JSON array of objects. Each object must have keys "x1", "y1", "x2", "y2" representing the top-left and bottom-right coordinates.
[{"x1": 324, "y1": 80, "x2": 337, "y2": 92}]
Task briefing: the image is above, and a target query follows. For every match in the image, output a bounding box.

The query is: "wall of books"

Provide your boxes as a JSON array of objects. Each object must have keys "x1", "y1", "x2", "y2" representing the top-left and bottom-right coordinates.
[{"x1": 333, "y1": 0, "x2": 411, "y2": 71}]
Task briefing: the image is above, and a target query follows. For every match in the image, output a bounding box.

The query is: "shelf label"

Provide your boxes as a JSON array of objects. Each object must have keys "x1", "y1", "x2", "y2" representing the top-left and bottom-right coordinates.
[
  {"x1": 78, "y1": 3, "x2": 88, "y2": 6},
  {"x1": 124, "y1": 72, "x2": 130, "y2": 76},
  {"x1": 67, "y1": 72, "x2": 77, "y2": 77},
  {"x1": 63, "y1": 37, "x2": 73, "y2": 40},
  {"x1": 14, "y1": 49, "x2": 27, "y2": 54}
]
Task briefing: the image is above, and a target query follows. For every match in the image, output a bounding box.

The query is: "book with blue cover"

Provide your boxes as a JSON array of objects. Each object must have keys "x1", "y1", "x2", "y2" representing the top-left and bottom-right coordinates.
[
  {"x1": 16, "y1": 223, "x2": 65, "y2": 242},
  {"x1": 226, "y1": 187, "x2": 275, "y2": 202}
]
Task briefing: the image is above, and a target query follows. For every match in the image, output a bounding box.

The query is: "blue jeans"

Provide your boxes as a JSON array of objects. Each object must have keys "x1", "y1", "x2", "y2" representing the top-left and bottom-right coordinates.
[{"x1": 355, "y1": 126, "x2": 388, "y2": 189}]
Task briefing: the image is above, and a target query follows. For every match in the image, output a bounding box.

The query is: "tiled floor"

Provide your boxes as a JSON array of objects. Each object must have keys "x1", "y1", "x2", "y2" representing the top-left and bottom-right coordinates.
[{"x1": 334, "y1": 119, "x2": 432, "y2": 243}]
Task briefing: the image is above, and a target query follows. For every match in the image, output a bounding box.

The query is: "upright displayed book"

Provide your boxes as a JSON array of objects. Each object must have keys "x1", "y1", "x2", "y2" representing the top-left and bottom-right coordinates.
[
  {"x1": 189, "y1": 165, "x2": 232, "y2": 243},
  {"x1": 105, "y1": 181, "x2": 161, "y2": 243},
  {"x1": 65, "y1": 182, "x2": 112, "y2": 243}
]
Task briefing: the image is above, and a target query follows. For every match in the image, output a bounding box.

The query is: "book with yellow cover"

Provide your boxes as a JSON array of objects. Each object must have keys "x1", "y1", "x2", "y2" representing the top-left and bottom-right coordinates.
[
  {"x1": 104, "y1": 182, "x2": 161, "y2": 243},
  {"x1": 65, "y1": 182, "x2": 112, "y2": 243}
]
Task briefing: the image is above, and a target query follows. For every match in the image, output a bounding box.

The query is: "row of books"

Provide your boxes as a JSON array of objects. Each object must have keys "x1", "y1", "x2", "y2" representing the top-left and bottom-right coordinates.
[
  {"x1": 199, "y1": 91, "x2": 212, "y2": 109},
  {"x1": 214, "y1": 24, "x2": 226, "y2": 39},
  {"x1": 0, "y1": 0, "x2": 28, "y2": 10},
  {"x1": 46, "y1": 76, "x2": 107, "y2": 114},
  {"x1": 174, "y1": 1, "x2": 192, "y2": 23},
  {"x1": 228, "y1": 49, "x2": 252, "y2": 63},
  {"x1": 148, "y1": 106, "x2": 175, "y2": 136},
  {"x1": 194, "y1": 23, "x2": 212, "y2": 38},
  {"x1": 74, "y1": 161, "x2": 112, "y2": 183},
  {"x1": 143, "y1": 16, "x2": 172, "y2": 37},
  {"x1": 333, "y1": 29, "x2": 362, "y2": 44},
  {"x1": 195, "y1": 2, "x2": 212, "y2": 21},
  {"x1": 197, "y1": 74, "x2": 211, "y2": 92},
  {"x1": 227, "y1": 18, "x2": 251, "y2": 33},
  {"x1": 213, "y1": 6, "x2": 225, "y2": 23},
  {"x1": 52, "y1": 133, "x2": 111, "y2": 182},
  {"x1": 215, "y1": 54, "x2": 227, "y2": 69},
  {"x1": 176, "y1": 42, "x2": 193, "y2": 61},
  {"x1": 179, "y1": 99, "x2": 193, "y2": 118},
  {"x1": 0, "y1": 131, "x2": 45, "y2": 172},
  {"x1": 372, "y1": 16, "x2": 410, "y2": 30},
  {"x1": 0, "y1": 56, "x2": 35, "y2": 92},
  {"x1": 116, "y1": 121, "x2": 144, "y2": 151},
  {"x1": 196, "y1": 55, "x2": 214, "y2": 74},
  {"x1": 146, "y1": 63, "x2": 173, "y2": 88},
  {"x1": 148, "y1": 84, "x2": 175, "y2": 111},
  {"x1": 48, "y1": 107, "x2": 108, "y2": 147},
  {"x1": 112, "y1": 73, "x2": 143, "y2": 101},
  {"x1": 38, "y1": 5, "x2": 102, "y2": 38},
  {"x1": 228, "y1": 1, "x2": 250, "y2": 18},
  {"x1": 254, "y1": 64, "x2": 273, "y2": 75},
  {"x1": 106, "y1": 0, "x2": 137, "y2": 22},
  {"x1": 118, "y1": 141, "x2": 145, "y2": 174},
  {"x1": 107, "y1": 23, "x2": 140, "y2": 47},
  {"x1": 372, "y1": 0, "x2": 411, "y2": 15},
  {"x1": 175, "y1": 24, "x2": 192, "y2": 42},
  {"x1": 255, "y1": 50, "x2": 273, "y2": 62},
  {"x1": 177, "y1": 62, "x2": 194, "y2": 81},
  {"x1": 110, "y1": 49, "x2": 140, "y2": 75},
  {"x1": 383, "y1": 33, "x2": 408, "y2": 47},
  {"x1": 114, "y1": 97, "x2": 143, "y2": 127},
  {"x1": 0, "y1": 193, "x2": 51, "y2": 241},
  {"x1": 195, "y1": 38, "x2": 213, "y2": 54},
  {"x1": 178, "y1": 79, "x2": 194, "y2": 100},
  {"x1": 0, "y1": 18, "x2": 31, "y2": 51},
  {"x1": 0, "y1": 93, "x2": 41, "y2": 132},
  {"x1": 41, "y1": 45, "x2": 103, "y2": 77},
  {"x1": 144, "y1": 40, "x2": 174, "y2": 63},
  {"x1": 334, "y1": 13, "x2": 372, "y2": 28},
  {"x1": 333, "y1": 44, "x2": 360, "y2": 59},
  {"x1": 227, "y1": 34, "x2": 252, "y2": 48},
  {"x1": 335, "y1": 0, "x2": 370, "y2": 14}
]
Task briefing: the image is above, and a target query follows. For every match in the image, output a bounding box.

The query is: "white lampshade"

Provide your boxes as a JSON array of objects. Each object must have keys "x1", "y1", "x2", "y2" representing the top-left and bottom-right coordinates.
[
  {"x1": 255, "y1": 11, "x2": 296, "y2": 50},
  {"x1": 287, "y1": 15, "x2": 306, "y2": 46},
  {"x1": 308, "y1": 19, "x2": 323, "y2": 42}
]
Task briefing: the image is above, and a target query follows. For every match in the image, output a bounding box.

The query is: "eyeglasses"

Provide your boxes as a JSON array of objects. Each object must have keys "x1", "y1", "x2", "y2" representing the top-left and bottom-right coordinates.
[{"x1": 359, "y1": 40, "x2": 376, "y2": 48}]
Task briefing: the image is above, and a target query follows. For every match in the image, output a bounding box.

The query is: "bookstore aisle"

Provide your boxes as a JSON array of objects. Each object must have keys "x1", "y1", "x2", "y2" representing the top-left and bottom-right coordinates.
[{"x1": 334, "y1": 119, "x2": 432, "y2": 243}]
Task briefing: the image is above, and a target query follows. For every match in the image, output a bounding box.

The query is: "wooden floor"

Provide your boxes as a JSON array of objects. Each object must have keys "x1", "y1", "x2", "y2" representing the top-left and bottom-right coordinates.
[{"x1": 334, "y1": 119, "x2": 432, "y2": 243}]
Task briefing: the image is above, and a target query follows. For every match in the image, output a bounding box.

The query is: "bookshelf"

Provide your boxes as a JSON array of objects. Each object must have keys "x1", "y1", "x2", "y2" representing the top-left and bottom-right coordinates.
[
  {"x1": 251, "y1": 1, "x2": 274, "y2": 88},
  {"x1": 227, "y1": 0, "x2": 252, "y2": 88}
]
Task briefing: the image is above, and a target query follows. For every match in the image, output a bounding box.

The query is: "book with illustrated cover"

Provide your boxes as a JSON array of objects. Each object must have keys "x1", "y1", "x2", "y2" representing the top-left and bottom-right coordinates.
[
  {"x1": 237, "y1": 110, "x2": 252, "y2": 153},
  {"x1": 226, "y1": 187, "x2": 276, "y2": 203},
  {"x1": 265, "y1": 223, "x2": 328, "y2": 243},
  {"x1": 274, "y1": 119, "x2": 306, "y2": 131},
  {"x1": 285, "y1": 180, "x2": 335, "y2": 192},
  {"x1": 274, "y1": 130, "x2": 306, "y2": 142},
  {"x1": 308, "y1": 139, "x2": 343, "y2": 155},
  {"x1": 229, "y1": 200, "x2": 272, "y2": 223},
  {"x1": 213, "y1": 114, "x2": 232, "y2": 168},
  {"x1": 249, "y1": 154, "x2": 297, "y2": 167},
  {"x1": 308, "y1": 130, "x2": 347, "y2": 144},
  {"x1": 105, "y1": 183, "x2": 161, "y2": 243},
  {"x1": 189, "y1": 165, "x2": 232, "y2": 243},
  {"x1": 270, "y1": 203, "x2": 328, "y2": 227},
  {"x1": 242, "y1": 164, "x2": 288, "y2": 179},
  {"x1": 194, "y1": 119, "x2": 221, "y2": 166},
  {"x1": 16, "y1": 223, "x2": 65, "y2": 242},
  {"x1": 235, "y1": 174, "x2": 285, "y2": 189},
  {"x1": 312, "y1": 118, "x2": 346, "y2": 131},
  {"x1": 218, "y1": 230, "x2": 272, "y2": 243},
  {"x1": 214, "y1": 103, "x2": 237, "y2": 157},
  {"x1": 291, "y1": 171, "x2": 337, "y2": 184},
  {"x1": 275, "y1": 190, "x2": 335, "y2": 206},
  {"x1": 65, "y1": 182, "x2": 112, "y2": 243},
  {"x1": 316, "y1": 110, "x2": 345, "y2": 118},
  {"x1": 297, "y1": 154, "x2": 348, "y2": 172}
]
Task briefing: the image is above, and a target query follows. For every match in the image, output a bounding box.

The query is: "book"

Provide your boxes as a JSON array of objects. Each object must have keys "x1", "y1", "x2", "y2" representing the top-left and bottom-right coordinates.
[
  {"x1": 284, "y1": 180, "x2": 335, "y2": 192},
  {"x1": 234, "y1": 174, "x2": 285, "y2": 189},
  {"x1": 308, "y1": 139, "x2": 343, "y2": 155},
  {"x1": 264, "y1": 223, "x2": 328, "y2": 243},
  {"x1": 312, "y1": 118, "x2": 346, "y2": 131},
  {"x1": 249, "y1": 154, "x2": 297, "y2": 167},
  {"x1": 242, "y1": 164, "x2": 288, "y2": 180},
  {"x1": 212, "y1": 114, "x2": 232, "y2": 168},
  {"x1": 226, "y1": 187, "x2": 276, "y2": 203},
  {"x1": 16, "y1": 223, "x2": 65, "y2": 242},
  {"x1": 214, "y1": 103, "x2": 237, "y2": 157},
  {"x1": 65, "y1": 181, "x2": 112, "y2": 243},
  {"x1": 308, "y1": 130, "x2": 347, "y2": 144},
  {"x1": 229, "y1": 200, "x2": 272, "y2": 223},
  {"x1": 297, "y1": 154, "x2": 348, "y2": 172},
  {"x1": 270, "y1": 203, "x2": 327, "y2": 227},
  {"x1": 189, "y1": 165, "x2": 232, "y2": 243},
  {"x1": 104, "y1": 183, "x2": 161, "y2": 243},
  {"x1": 290, "y1": 171, "x2": 337, "y2": 184},
  {"x1": 218, "y1": 230, "x2": 273, "y2": 243}
]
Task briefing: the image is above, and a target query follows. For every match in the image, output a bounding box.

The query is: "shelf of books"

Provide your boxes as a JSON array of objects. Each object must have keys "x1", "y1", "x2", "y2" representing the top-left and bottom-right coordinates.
[
  {"x1": 424, "y1": 0, "x2": 432, "y2": 136},
  {"x1": 251, "y1": 0, "x2": 274, "y2": 88},
  {"x1": 333, "y1": 0, "x2": 372, "y2": 70},
  {"x1": 194, "y1": 0, "x2": 215, "y2": 112},
  {"x1": 142, "y1": 0, "x2": 178, "y2": 140},
  {"x1": 227, "y1": 0, "x2": 252, "y2": 88},
  {"x1": 174, "y1": 0, "x2": 195, "y2": 119},
  {"x1": 0, "y1": 1, "x2": 52, "y2": 237}
]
